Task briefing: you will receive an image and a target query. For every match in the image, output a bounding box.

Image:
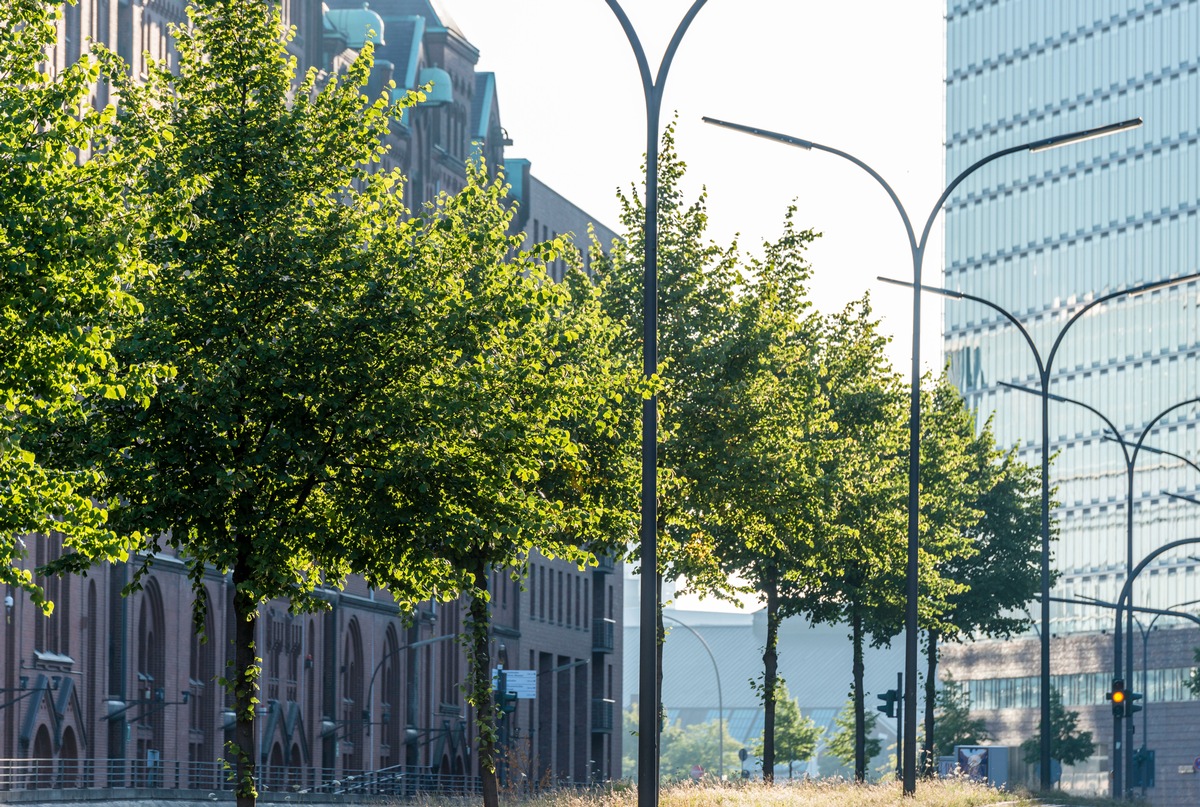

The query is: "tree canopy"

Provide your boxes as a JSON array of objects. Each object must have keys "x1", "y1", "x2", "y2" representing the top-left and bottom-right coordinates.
[{"x1": 0, "y1": 0, "x2": 164, "y2": 609}]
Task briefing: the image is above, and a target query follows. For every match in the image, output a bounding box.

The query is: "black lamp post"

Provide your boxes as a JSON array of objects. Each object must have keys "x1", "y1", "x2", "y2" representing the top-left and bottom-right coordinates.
[
  {"x1": 888, "y1": 270, "x2": 1197, "y2": 792},
  {"x1": 702, "y1": 114, "x2": 1143, "y2": 793},
  {"x1": 997, "y1": 383, "x2": 1200, "y2": 795},
  {"x1": 600, "y1": 3, "x2": 708, "y2": 805}
]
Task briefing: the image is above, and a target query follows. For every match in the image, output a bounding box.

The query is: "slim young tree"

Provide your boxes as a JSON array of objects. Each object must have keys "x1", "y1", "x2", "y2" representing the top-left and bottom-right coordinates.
[{"x1": 699, "y1": 210, "x2": 835, "y2": 783}]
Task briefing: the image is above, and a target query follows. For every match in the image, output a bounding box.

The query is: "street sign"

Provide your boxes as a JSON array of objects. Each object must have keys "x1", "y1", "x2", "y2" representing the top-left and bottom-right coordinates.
[
  {"x1": 689, "y1": 764, "x2": 704, "y2": 781},
  {"x1": 492, "y1": 667, "x2": 537, "y2": 699}
]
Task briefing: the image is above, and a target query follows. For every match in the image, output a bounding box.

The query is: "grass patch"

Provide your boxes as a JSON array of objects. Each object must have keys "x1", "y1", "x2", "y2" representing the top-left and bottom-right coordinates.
[{"x1": 396, "y1": 778, "x2": 1058, "y2": 807}]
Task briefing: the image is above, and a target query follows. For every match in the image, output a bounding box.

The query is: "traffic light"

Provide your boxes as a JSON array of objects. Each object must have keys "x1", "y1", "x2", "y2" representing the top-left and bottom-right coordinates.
[
  {"x1": 496, "y1": 689, "x2": 517, "y2": 715},
  {"x1": 1126, "y1": 690, "x2": 1143, "y2": 716},
  {"x1": 1107, "y1": 678, "x2": 1126, "y2": 716},
  {"x1": 876, "y1": 689, "x2": 899, "y2": 719}
]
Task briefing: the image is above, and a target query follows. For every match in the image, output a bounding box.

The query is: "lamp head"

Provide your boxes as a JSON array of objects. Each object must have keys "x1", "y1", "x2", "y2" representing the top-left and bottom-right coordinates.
[{"x1": 1028, "y1": 118, "x2": 1142, "y2": 153}]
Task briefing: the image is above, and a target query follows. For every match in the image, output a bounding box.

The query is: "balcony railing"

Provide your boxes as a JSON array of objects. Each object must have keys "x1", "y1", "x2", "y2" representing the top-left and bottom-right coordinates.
[
  {"x1": 591, "y1": 699, "x2": 615, "y2": 733},
  {"x1": 591, "y1": 617, "x2": 615, "y2": 654}
]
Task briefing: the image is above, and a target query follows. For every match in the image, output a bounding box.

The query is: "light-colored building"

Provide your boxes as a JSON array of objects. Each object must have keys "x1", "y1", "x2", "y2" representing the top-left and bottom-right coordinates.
[{"x1": 941, "y1": 1, "x2": 1200, "y2": 802}]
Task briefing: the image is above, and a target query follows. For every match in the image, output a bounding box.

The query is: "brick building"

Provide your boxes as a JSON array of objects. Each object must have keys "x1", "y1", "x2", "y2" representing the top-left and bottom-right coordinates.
[
  {"x1": 1, "y1": 0, "x2": 622, "y2": 792},
  {"x1": 942, "y1": 625, "x2": 1200, "y2": 801}
]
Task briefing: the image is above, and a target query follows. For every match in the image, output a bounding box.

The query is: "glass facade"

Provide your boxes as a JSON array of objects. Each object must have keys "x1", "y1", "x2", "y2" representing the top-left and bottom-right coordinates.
[{"x1": 944, "y1": 0, "x2": 1200, "y2": 632}]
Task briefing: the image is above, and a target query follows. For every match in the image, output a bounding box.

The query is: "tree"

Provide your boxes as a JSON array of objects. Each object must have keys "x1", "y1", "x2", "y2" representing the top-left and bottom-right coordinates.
[
  {"x1": 91, "y1": 3, "x2": 433, "y2": 804},
  {"x1": 1020, "y1": 688, "x2": 1095, "y2": 767},
  {"x1": 753, "y1": 681, "x2": 822, "y2": 779},
  {"x1": 931, "y1": 673, "x2": 990, "y2": 757},
  {"x1": 700, "y1": 209, "x2": 835, "y2": 783},
  {"x1": 596, "y1": 121, "x2": 743, "y2": 598},
  {"x1": 595, "y1": 124, "x2": 745, "y2": 788},
  {"x1": 919, "y1": 379, "x2": 1044, "y2": 771},
  {"x1": 0, "y1": 0, "x2": 163, "y2": 609},
  {"x1": 826, "y1": 694, "x2": 881, "y2": 776},
  {"x1": 346, "y1": 164, "x2": 641, "y2": 807},
  {"x1": 659, "y1": 718, "x2": 741, "y2": 782},
  {"x1": 798, "y1": 299, "x2": 907, "y2": 782}
]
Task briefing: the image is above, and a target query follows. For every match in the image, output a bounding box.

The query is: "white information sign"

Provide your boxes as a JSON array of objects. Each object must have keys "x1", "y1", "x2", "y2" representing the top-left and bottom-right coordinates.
[{"x1": 492, "y1": 668, "x2": 537, "y2": 699}]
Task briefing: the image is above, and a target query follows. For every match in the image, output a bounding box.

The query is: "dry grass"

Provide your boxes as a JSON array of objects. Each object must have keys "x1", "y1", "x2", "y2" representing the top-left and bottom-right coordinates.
[{"x1": 398, "y1": 778, "x2": 1049, "y2": 807}]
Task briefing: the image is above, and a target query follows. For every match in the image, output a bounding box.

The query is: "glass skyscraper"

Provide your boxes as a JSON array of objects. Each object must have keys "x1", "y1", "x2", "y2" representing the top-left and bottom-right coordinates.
[{"x1": 944, "y1": 0, "x2": 1200, "y2": 632}]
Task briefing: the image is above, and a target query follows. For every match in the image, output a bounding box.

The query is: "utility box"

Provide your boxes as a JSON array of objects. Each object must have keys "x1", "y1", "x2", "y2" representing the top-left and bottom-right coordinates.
[{"x1": 954, "y1": 745, "x2": 1010, "y2": 787}]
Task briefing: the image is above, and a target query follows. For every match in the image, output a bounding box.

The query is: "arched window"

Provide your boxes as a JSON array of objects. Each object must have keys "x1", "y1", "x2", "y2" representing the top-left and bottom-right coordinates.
[
  {"x1": 188, "y1": 589, "x2": 216, "y2": 781},
  {"x1": 381, "y1": 626, "x2": 402, "y2": 767},
  {"x1": 135, "y1": 580, "x2": 166, "y2": 782},
  {"x1": 341, "y1": 619, "x2": 364, "y2": 771}
]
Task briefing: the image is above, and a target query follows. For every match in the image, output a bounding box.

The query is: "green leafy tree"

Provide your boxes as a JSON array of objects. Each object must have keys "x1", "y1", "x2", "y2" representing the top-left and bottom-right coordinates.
[
  {"x1": 919, "y1": 379, "x2": 1044, "y2": 771},
  {"x1": 595, "y1": 125, "x2": 744, "y2": 786},
  {"x1": 0, "y1": 0, "x2": 163, "y2": 608},
  {"x1": 1020, "y1": 688, "x2": 1095, "y2": 767},
  {"x1": 826, "y1": 694, "x2": 881, "y2": 776},
  {"x1": 700, "y1": 210, "x2": 835, "y2": 783},
  {"x1": 596, "y1": 121, "x2": 742, "y2": 597},
  {"x1": 349, "y1": 164, "x2": 640, "y2": 807},
  {"x1": 91, "y1": 3, "x2": 432, "y2": 804},
  {"x1": 931, "y1": 673, "x2": 990, "y2": 756},
  {"x1": 659, "y1": 718, "x2": 741, "y2": 782},
  {"x1": 752, "y1": 681, "x2": 822, "y2": 779},
  {"x1": 798, "y1": 299, "x2": 907, "y2": 782}
]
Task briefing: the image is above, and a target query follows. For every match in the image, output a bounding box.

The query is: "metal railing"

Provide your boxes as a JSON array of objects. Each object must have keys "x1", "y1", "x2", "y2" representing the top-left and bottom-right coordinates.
[
  {"x1": 591, "y1": 617, "x2": 616, "y2": 653},
  {"x1": 590, "y1": 698, "x2": 615, "y2": 733},
  {"x1": 0, "y1": 758, "x2": 481, "y2": 797}
]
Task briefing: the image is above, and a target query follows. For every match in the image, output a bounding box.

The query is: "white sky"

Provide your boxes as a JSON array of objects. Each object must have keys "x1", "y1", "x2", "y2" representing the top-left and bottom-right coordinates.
[{"x1": 447, "y1": 0, "x2": 948, "y2": 611}]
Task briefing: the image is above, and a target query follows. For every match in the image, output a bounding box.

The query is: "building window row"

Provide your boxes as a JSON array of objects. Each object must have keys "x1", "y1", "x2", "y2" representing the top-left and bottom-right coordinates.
[
  {"x1": 527, "y1": 562, "x2": 590, "y2": 628},
  {"x1": 960, "y1": 665, "x2": 1197, "y2": 711}
]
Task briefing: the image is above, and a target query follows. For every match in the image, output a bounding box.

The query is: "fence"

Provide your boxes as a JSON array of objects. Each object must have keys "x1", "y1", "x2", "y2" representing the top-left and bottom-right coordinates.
[{"x1": 0, "y1": 759, "x2": 481, "y2": 798}]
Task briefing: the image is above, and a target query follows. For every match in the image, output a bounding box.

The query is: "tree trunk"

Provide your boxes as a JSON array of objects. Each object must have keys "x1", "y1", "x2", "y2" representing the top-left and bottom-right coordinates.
[
  {"x1": 468, "y1": 561, "x2": 499, "y2": 807},
  {"x1": 232, "y1": 559, "x2": 259, "y2": 807},
  {"x1": 655, "y1": 570, "x2": 665, "y2": 782},
  {"x1": 762, "y1": 576, "x2": 779, "y2": 784},
  {"x1": 923, "y1": 629, "x2": 939, "y2": 776},
  {"x1": 852, "y1": 604, "x2": 866, "y2": 783}
]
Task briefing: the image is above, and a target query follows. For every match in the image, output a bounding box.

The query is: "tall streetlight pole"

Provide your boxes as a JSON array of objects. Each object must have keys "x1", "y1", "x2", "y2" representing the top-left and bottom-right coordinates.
[
  {"x1": 600, "y1": 4, "x2": 709, "y2": 805},
  {"x1": 998, "y1": 382, "x2": 1200, "y2": 794},
  {"x1": 661, "y1": 613, "x2": 724, "y2": 780},
  {"x1": 887, "y1": 271, "x2": 1197, "y2": 792},
  {"x1": 702, "y1": 114, "x2": 1145, "y2": 794}
]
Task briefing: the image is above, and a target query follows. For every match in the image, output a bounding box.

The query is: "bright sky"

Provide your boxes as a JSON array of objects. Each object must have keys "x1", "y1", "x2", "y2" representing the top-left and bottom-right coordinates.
[{"x1": 447, "y1": 0, "x2": 948, "y2": 611}]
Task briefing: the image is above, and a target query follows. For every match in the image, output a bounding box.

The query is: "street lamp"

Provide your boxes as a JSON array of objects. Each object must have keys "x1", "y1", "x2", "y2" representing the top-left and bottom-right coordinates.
[
  {"x1": 997, "y1": 383, "x2": 1199, "y2": 795},
  {"x1": 661, "y1": 613, "x2": 724, "y2": 780},
  {"x1": 885, "y1": 270, "x2": 1198, "y2": 792},
  {"x1": 1133, "y1": 596, "x2": 1200, "y2": 793},
  {"x1": 362, "y1": 632, "x2": 458, "y2": 771},
  {"x1": 703, "y1": 113, "x2": 1142, "y2": 793},
  {"x1": 601, "y1": 4, "x2": 709, "y2": 806}
]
